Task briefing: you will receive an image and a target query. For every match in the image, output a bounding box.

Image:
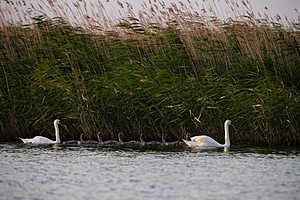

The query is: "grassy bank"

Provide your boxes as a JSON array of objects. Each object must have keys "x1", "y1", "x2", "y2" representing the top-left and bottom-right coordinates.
[{"x1": 0, "y1": 3, "x2": 300, "y2": 146}]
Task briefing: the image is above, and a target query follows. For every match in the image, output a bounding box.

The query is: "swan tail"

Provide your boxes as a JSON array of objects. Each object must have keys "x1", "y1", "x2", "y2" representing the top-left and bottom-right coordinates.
[
  {"x1": 19, "y1": 137, "x2": 30, "y2": 143},
  {"x1": 182, "y1": 139, "x2": 192, "y2": 147},
  {"x1": 19, "y1": 137, "x2": 26, "y2": 143}
]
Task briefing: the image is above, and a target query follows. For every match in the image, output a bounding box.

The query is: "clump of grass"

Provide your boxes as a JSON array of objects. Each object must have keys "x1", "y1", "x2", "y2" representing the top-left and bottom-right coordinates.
[{"x1": 0, "y1": 0, "x2": 299, "y2": 146}]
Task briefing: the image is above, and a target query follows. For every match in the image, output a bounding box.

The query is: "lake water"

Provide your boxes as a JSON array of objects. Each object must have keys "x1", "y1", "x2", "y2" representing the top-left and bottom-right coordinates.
[{"x1": 0, "y1": 143, "x2": 299, "y2": 200}]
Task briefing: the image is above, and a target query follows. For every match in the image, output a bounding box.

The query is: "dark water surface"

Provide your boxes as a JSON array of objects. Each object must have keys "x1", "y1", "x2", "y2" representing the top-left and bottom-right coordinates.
[{"x1": 0, "y1": 143, "x2": 299, "y2": 200}]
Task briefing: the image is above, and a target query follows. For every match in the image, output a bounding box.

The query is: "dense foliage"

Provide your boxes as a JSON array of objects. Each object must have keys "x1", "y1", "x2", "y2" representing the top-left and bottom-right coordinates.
[{"x1": 0, "y1": 16, "x2": 299, "y2": 146}]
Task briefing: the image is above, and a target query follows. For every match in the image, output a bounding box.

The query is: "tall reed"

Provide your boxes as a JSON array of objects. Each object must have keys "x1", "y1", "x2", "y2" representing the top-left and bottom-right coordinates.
[{"x1": 0, "y1": 0, "x2": 299, "y2": 145}]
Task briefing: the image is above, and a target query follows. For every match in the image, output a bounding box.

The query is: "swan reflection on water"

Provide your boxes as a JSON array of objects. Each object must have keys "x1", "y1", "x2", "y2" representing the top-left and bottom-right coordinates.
[{"x1": 224, "y1": 146, "x2": 230, "y2": 152}]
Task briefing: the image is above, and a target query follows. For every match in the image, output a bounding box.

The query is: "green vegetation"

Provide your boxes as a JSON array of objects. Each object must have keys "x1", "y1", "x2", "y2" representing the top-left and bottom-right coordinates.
[{"x1": 0, "y1": 2, "x2": 299, "y2": 146}]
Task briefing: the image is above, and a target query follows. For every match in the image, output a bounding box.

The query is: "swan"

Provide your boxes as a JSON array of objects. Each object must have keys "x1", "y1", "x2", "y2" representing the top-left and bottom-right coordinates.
[
  {"x1": 161, "y1": 132, "x2": 181, "y2": 147},
  {"x1": 183, "y1": 120, "x2": 232, "y2": 148},
  {"x1": 103, "y1": 132, "x2": 123, "y2": 145},
  {"x1": 139, "y1": 134, "x2": 146, "y2": 146},
  {"x1": 97, "y1": 132, "x2": 104, "y2": 145},
  {"x1": 20, "y1": 119, "x2": 61, "y2": 144},
  {"x1": 146, "y1": 139, "x2": 163, "y2": 146},
  {"x1": 62, "y1": 139, "x2": 80, "y2": 145},
  {"x1": 124, "y1": 134, "x2": 146, "y2": 146},
  {"x1": 144, "y1": 132, "x2": 164, "y2": 146},
  {"x1": 117, "y1": 132, "x2": 124, "y2": 145},
  {"x1": 79, "y1": 133, "x2": 100, "y2": 145},
  {"x1": 63, "y1": 133, "x2": 81, "y2": 144}
]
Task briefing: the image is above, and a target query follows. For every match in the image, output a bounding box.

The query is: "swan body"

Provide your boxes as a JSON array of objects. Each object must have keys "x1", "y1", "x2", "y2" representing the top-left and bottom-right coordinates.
[
  {"x1": 81, "y1": 140, "x2": 98, "y2": 144},
  {"x1": 184, "y1": 136, "x2": 224, "y2": 147},
  {"x1": 103, "y1": 139, "x2": 118, "y2": 145},
  {"x1": 146, "y1": 141, "x2": 163, "y2": 146},
  {"x1": 79, "y1": 133, "x2": 100, "y2": 145},
  {"x1": 162, "y1": 133, "x2": 181, "y2": 147},
  {"x1": 124, "y1": 135, "x2": 145, "y2": 147},
  {"x1": 62, "y1": 139, "x2": 80, "y2": 144},
  {"x1": 183, "y1": 120, "x2": 232, "y2": 148},
  {"x1": 20, "y1": 119, "x2": 61, "y2": 144},
  {"x1": 63, "y1": 133, "x2": 81, "y2": 145},
  {"x1": 103, "y1": 133, "x2": 122, "y2": 146},
  {"x1": 165, "y1": 140, "x2": 184, "y2": 147},
  {"x1": 124, "y1": 140, "x2": 140, "y2": 146}
]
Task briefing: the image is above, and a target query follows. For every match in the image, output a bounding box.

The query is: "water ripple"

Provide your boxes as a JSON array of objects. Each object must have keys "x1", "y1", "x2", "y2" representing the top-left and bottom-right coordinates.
[{"x1": 0, "y1": 144, "x2": 299, "y2": 200}]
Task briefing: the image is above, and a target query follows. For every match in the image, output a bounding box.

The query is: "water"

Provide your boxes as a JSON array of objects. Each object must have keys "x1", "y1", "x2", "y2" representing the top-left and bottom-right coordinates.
[{"x1": 0, "y1": 143, "x2": 299, "y2": 200}]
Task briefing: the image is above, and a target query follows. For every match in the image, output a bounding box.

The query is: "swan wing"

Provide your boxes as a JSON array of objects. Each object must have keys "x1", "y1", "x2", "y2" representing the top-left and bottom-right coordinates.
[
  {"x1": 20, "y1": 136, "x2": 56, "y2": 144},
  {"x1": 32, "y1": 136, "x2": 56, "y2": 144},
  {"x1": 189, "y1": 135, "x2": 223, "y2": 147},
  {"x1": 19, "y1": 138, "x2": 33, "y2": 144},
  {"x1": 182, "y1": 139, "x2": 201, "y2": 147}
]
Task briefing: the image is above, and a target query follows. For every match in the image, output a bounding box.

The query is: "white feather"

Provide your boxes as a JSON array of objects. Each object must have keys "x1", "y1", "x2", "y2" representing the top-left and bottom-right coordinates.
[
  {"x1": 20, "y1": 119, "x2": 61, "y2": 144},
  {"x1": 183, "y1": 120, "x2": 232, "y2": 148}
]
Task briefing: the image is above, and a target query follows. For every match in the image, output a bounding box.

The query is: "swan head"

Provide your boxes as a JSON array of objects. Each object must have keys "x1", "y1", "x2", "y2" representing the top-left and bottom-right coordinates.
[
  {"x1": 97, "y1": 132, "x2": 104, "y2": 144},
  {"x1": 225, "y1": 120, "x2": 231, "y2": 126},
  {"x1": 54, "y1": 119, "x2": 61, "y2": 125},
  {"x1": 186, "y1": 132, "x2": 191, "y2": 141},
  {"x1": 97, "y1": 132, "x2": 102, "y2": 137}
]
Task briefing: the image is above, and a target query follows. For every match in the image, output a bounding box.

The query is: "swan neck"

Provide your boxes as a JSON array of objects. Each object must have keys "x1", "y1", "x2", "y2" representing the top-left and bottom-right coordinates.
[
  {"x1": 140, "y1": 136, "x2": 145, "y2": 145},
  {"x1": 54, "y1": 121, "x2": 61, "y2": 144},
  {"x1": 118, "y1": 133, "x2": 123, "y2": 143},
  {"x1": 162, "y1": 133, "x2": 166, "y2": 144},
  {"x1": 97, "y1": 134, "x2": 103, "y2": 144},
  {"x1": 224, "y1": 122, "x2": 230, "y2": 147},
  {"x1": 80, "y1": 134, "x2": 84, "y2": 143}
]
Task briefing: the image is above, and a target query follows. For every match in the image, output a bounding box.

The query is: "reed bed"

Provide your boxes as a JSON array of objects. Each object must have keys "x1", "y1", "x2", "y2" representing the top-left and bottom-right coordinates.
[{"x1": 0, "y1": 0, "x2": 299, "y2": 146}]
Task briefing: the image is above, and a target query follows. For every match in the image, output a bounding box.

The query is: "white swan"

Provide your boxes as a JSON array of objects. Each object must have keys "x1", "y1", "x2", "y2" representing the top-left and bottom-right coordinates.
[
  {"x1": 183, "y1": 120, "x2": 232, "y2": 148},
  {"x1": 19, "y1": 119, "x2": 61, "y2": 144}
]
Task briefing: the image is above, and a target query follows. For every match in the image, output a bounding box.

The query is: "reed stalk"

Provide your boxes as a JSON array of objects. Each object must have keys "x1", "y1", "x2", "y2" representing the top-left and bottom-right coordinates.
[{"x1": 0, "y1": 0, "x2": 299, "y2": 146}]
